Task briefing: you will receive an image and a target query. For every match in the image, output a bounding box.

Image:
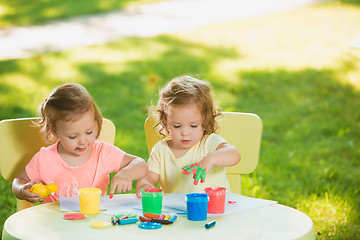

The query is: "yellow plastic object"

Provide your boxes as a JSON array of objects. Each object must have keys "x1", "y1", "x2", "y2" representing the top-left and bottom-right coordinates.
[
  {"x1": 0, "y1": 117, "x2": 116, "y2": 211},
  {"x1": 47, "y1": 182, "x2": 59, "y2": 193},
  {"x1": 30, "y1": 183, "x2": 58, "y2": 199},
  {"x1": 79, "y1": 188, "x2": 101, "y2": 215},
  {"x1": 30, "y1": 183, "x2": 51, "y2": 199},
  {"x1": 144, "y1": 112, "x2": 263, "y2": 194}
]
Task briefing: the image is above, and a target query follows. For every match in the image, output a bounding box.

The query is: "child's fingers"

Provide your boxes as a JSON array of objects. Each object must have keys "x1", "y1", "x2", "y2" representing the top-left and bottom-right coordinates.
[
  {"x1": 28, "y1": 196, "x2": 42, "y2": 203},
  {"x1": 200, "y1": 169, "x2": 206, "y2": 183},
  {"x1": 29, "y1": 179, "x2": 41, "y2": 184},
  {"x1": 23, "y1": 182, "x2": 34, "y2": 191},
  {"x1": 136, "y1": 184, "x2": 149, "y2": 198},
  {"x1": 120, "y1": 182, "x2": 132, "y2": 193},
  {"x1": 108, "y1": 181, "x2": 117, "y2": 196},
  {"x1": 24, "y1": 189, "x2": 42, "y2": 203},
  {"x1": 21, "y1": 183, "x2": 40, "y2": 201},
  {"x1": 26, "y1": 179, "x2": 41, "y2": 189},
  {"x1": 22, "y1": 179, "x2": 42, "y2": 195},
  {"x1": 112, "y1": 181, "x2": 132, "y2": 194},
  {"x1": 125, "y1": 184, "x2": 132, "y2": 192},
  {"x1": 136, "y1": 188, "x2": 142, "y2": 198},
  {"x1": 116, "y1": 183, "x2": 128, "y2": 193}
]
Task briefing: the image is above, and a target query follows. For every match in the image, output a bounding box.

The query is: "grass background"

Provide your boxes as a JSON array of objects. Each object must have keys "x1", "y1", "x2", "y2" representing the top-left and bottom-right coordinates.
[
  {"x1": 0, "y1": 0, "x2": 162, "y2": 28},
  {"x1": 1, "y1": 0, "x2": 360, "y2": 239}
]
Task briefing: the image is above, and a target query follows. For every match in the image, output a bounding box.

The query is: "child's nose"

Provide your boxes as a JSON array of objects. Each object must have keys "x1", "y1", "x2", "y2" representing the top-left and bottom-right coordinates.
[
  {"x1": 181, "y1": 127, "x2": 189, "y2": 136},
  {"x1": 78, "y1": 137, "x2": 87, "y2": 145}
]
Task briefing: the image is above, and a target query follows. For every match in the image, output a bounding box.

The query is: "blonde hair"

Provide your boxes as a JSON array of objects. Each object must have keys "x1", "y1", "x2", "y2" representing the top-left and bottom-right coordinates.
[
  {"x1": 37, "y1": 83, "x2": 103, "y2": 143},
  {"x1": 151, "y1": 76, "x2": 222, "y2": 137}
]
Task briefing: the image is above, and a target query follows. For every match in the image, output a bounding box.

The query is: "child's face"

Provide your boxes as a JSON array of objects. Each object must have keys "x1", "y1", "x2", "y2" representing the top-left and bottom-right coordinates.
[
  {"x1": 53, "y1": 111, "x2": 97, "y2": 157},
  {"x1": 166, "y1": 102, "x2": 204, "y2": 151}
]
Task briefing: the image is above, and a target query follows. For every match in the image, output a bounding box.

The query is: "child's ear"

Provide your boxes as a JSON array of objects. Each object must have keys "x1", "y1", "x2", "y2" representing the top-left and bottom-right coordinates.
[{"x1": 49, "y1": 125, "x2": 58, "y2": 138}]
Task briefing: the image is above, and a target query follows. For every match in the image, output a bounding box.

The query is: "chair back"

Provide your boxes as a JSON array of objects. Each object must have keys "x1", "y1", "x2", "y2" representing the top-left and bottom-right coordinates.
[
  {"x1": 144, "y1": 112, "x2": 262, "y2": 194},
  {"x1": 0, "y1": 117, "x2": 116, "y2": 211}
]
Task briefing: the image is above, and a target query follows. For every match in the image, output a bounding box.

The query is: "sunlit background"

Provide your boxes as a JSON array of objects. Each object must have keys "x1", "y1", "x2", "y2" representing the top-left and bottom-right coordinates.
[{"x1": 1, "y1": 0, "x2": 360, "y2": 239}]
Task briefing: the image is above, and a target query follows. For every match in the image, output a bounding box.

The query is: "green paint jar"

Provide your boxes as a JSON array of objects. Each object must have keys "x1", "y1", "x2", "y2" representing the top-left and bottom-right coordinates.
[{"x1": 141, "y1": 188, "x2": 163, "y2": 215}]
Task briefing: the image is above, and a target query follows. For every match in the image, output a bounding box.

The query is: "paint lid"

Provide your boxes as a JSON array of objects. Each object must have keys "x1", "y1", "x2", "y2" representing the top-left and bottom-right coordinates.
[
  {"x1": 185, "y1": 193, "x2": 209, "y2": 202},
  {"x1": 204, "y1": 187, "x2": 226, "y2": 196},
  {"x1": 63, "y1": 213, "x2": 86, "y2": 220},
  {"x1": 89, "y1": 221, "x2": 112, "y2": 229},
  {"x1": 138, "y1": 222, "x2": 162, "y2": 230},
  {"x1": 141, "y1": 188, "x2": 164, "y2": 197}
]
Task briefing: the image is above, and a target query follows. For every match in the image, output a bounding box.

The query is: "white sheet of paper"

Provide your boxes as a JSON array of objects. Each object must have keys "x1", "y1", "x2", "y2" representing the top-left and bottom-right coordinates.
[
  {"x1": 162, "y1": 192, "x2": 278, "y2": 217},
  {"x1": 59, "y1": 195, "x2": 142, "y2": 213},
  {"x1": 60, "y1": 192, "x2": 277, "y2": 217},
  {"x1": 101, "y1": 196, "x2": 142, "y2": 215}
]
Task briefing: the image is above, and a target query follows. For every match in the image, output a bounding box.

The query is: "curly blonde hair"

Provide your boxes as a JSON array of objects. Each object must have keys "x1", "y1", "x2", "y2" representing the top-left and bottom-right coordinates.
[
  {"x1": 37, "y1": 83, "x2": 103, "y2": 143},
  {"x1": 151, "y1": 76, "x2": 222, "y2": 137}
]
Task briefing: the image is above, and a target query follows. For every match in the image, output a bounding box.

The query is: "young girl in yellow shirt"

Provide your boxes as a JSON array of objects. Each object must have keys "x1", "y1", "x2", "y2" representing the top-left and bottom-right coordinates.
[{"x1": 136, "y1": 76, "x2": 240, "y2": 196}]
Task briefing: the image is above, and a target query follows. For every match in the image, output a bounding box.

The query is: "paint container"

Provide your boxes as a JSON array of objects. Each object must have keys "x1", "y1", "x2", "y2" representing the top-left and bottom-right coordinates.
[
  {"x1": 141, "y1": 189, "x2": 163, "y2": 215},
  {"x1": 79, "y1": 188, "x2": 101, "y2": 215},
  {"x1": 204, "y1": 187, "x2": 226, "y2": 214},
  {"x1": 186, "y1": 193, "x2": 209, "y2": 221}
]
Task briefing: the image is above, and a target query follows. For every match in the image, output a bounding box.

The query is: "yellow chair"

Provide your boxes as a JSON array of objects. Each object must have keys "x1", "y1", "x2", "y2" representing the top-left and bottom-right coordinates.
[
  {"x1": 144, "y1": 112, "x2": 263, "y2": 194},
  {"x1": 0, "y1": 117, "x2": 116, "y2": 211}
]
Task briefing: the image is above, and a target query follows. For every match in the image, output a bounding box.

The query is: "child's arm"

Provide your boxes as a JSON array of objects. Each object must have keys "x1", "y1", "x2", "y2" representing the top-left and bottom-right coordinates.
[
  {"x1": 109, "y1": 153, "x2": 148, "y2": 196},
  {"x1": 197, "y1": 142, "x2": 241, "y2": 173},
  {"x1": 12, "y1": 170, "x2": 42, "y2": 203},
  {"x1": 135, "y1": 171, "x2": 160, "y2": 198}
]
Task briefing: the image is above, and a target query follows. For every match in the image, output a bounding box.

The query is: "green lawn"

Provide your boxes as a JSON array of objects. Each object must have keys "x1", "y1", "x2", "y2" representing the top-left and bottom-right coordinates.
[
  {"x1": 0, "y1": 0, "x2": 161, "y2": 28},
  {"x1": 1, "y1": 1, "x2": 360, "y2": 239}
]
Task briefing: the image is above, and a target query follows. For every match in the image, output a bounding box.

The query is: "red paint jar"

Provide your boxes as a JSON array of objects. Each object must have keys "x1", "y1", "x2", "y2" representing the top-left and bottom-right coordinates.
[{"x1": 204, "y1": 187, "x2": 226, "y2": 214}]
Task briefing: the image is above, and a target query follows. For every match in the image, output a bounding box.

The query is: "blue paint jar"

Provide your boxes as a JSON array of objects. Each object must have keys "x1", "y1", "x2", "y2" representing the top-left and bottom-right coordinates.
[{"x1": 186, "y1": 193, "x2": 209, "y2": 221}]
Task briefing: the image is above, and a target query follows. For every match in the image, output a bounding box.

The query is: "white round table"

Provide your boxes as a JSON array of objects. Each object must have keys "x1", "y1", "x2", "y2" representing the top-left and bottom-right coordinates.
[{"x1": 2, "y1": 194, "x2": 315, "y2": 240}]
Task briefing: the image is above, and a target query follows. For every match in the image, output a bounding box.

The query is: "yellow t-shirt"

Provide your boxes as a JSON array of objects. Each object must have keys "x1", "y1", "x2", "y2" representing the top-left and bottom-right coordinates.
[{"x1": 147, "y1": 133, "x2": 231, "y2": 193}]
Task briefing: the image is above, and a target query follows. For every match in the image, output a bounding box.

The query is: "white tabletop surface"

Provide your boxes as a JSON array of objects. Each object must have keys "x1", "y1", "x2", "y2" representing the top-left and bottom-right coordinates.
[{"x1": 2, "y1": 194, "x2": 315, "y2": 240}]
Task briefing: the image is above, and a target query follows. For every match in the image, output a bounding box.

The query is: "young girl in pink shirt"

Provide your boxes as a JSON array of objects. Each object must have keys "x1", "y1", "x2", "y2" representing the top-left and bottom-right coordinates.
[{"x1": 12, "y1": 83, "x2": 148, "y2": 203}]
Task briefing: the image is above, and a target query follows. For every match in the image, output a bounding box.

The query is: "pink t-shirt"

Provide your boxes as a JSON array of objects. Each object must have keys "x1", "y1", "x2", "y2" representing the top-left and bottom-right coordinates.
[{"x1": 26, "y1": 140, "x2": 125, "y2": 203}]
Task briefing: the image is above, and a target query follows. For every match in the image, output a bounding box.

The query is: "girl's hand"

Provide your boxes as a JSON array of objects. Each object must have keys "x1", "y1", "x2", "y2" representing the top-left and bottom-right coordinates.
[
  {"x1": 21, "y1": 180, "x2": 43, "y2": 203},
  {"x1": 197, "y1": 142, "x2": 241, "y2": 173},
  {"x1": 136, "y1": 183, "x2": 156, "y2": 198},
  {"x1": 197, "y1": 156, "x2": 214, "y2": 174},
  {"x1": 135, "y1": 171, "x2": 160, "y2": 198},
  {"x1": 109, "y1": 172, "x2": 133, "y2": 196}
]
